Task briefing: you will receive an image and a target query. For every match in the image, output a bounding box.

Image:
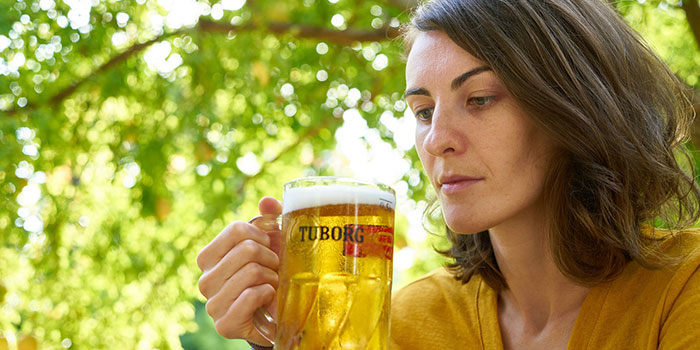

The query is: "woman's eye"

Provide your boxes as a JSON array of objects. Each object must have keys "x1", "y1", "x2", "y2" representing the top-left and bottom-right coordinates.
[
  {"x1": 414, "y1": 108, "x2": 433, "y2": 121},
  {"x1": 468, "y1": 96, "x2": 494, "y2": 107}
]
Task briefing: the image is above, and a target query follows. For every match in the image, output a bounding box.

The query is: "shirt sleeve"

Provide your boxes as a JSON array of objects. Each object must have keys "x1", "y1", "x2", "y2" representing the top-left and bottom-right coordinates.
[{"x1": 658, "y1": 259, "x2": 700, "y2": 349}]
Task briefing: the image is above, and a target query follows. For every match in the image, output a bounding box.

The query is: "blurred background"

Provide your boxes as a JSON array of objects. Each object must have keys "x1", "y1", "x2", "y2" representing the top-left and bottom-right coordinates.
[{"x1": 0, "y1": 0, "x2": 698, "y2": 349}]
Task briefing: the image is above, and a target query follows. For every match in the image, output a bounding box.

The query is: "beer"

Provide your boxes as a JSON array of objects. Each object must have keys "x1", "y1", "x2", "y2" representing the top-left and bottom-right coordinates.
[{"x1": 274, "y1": 180, "x2": 395, "y2": 350}]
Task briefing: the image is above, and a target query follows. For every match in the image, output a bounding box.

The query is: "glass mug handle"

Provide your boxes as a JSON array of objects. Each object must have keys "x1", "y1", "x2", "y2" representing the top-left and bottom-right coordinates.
[{"x1": 248, "y1": 214, "x2": 281, "y2": 345}]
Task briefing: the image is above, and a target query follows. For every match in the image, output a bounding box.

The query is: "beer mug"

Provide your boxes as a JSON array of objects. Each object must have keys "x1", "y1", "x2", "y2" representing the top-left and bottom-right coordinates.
[{"x1": 252, "y1": 177, "x2": 396, "y2": 350}]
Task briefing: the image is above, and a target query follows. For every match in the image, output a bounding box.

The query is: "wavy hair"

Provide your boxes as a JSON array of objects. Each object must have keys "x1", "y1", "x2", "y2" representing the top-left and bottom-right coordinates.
[{"x1": 405, "y1": 0, "x2": 700, "y2": 290}]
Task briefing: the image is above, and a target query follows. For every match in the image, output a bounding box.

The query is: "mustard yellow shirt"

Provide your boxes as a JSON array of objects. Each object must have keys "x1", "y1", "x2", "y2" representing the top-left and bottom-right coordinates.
[{"x1": 390, "y1": 230, "x2": 700, "y2": 349}]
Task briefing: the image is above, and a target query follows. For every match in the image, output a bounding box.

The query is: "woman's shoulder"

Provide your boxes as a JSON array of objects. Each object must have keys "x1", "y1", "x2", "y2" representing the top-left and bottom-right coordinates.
[
  {"x1": 656, "y1": 226, "x2": 700, "y2": 284},
  {"x1": 620, "y1": 226, "x2": 700, "y2": 292},
  {"x1": 644, "y1": 226, "x2": 700, "y2": 270},
  {"x1": 578, "y1": 227, "x2": 700, "y2": 348},
  {"x1": 645, "y1": 225, "x2": 700, "y2": 246},
  {"x1": 390, "y1": 268, "x2": 485, "y2": 349}
]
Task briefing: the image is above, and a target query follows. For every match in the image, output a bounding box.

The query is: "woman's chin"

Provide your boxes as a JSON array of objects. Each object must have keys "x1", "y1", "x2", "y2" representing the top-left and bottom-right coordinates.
[
  {"x1": 444, "y1": 219, "x2": 487, "y2": 235},
  {"x1": 441, "y1": 204, "x2": 491, "y2": 234}
]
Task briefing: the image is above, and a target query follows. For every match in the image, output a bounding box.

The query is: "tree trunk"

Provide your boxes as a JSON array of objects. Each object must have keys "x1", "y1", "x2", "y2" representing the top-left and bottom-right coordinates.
[{"x1": 681, "y1": 0, "x2": 700, "y2": 50}]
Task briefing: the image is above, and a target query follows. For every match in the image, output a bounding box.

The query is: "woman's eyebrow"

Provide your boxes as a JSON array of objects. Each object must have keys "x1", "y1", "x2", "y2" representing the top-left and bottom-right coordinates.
[
  {"x1": 404, "y1": 66, "x2": 492, "y2": 99},
  {"x1": 404, "y1": 87, "x2": 430, "y2": 98},
  {"x1": 450, "y1": 66, "x2": 491, "y2": 90}
]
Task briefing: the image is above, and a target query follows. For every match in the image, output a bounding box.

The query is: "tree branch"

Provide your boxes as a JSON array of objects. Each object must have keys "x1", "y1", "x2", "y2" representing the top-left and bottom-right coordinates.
[
  {"x1": 4, "y1": 30, "x2": 183, "y2": 118},
  {"x1": 680, "y1": 0, "x2": 700, "y2": 49},
  {"x1": 53, "y1": 34, "x2": 185, "y2": 105},
  {"x1": 3, "y1": 20, "x2": 401, "y2": 118},
  {"x1": 198, "y1": 19, "x2": 400, "y2": 45},
  {"x1": 236, "y1": 118, "x2": 335, "y2": 196}
]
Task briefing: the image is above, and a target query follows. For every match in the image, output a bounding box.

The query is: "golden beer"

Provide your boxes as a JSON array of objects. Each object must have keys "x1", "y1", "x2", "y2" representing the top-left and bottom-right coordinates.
[{"x1": 274, "y1": 178, "x2": 395, "y2": 350}]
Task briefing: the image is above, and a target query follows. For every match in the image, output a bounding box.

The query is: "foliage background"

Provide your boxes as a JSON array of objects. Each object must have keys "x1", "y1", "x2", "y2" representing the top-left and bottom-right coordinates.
[{"x1": 0, "y1": 0, "x2": 698, "y2": 349}]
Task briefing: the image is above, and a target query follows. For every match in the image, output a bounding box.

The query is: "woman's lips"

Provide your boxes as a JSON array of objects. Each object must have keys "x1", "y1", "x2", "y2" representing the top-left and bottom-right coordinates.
[{"x1": 440, "y1": 176, "x2": 483, "y2": 195}]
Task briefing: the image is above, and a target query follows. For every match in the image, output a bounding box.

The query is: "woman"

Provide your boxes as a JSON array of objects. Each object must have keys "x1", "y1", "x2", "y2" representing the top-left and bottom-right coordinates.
[{"x1": 196, "y1": 0, "x2": 700, "y2": 348}]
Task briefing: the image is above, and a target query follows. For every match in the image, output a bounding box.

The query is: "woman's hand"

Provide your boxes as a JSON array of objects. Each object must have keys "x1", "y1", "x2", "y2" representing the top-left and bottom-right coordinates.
[{"x1": 196, "y1": 197, "x2": 282, "y2": 346}]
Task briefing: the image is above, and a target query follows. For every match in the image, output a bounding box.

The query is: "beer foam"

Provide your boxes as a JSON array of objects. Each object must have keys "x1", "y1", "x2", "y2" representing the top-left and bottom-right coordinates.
[{"x1": 282, "y1": 184, "x2": 395, "y2": 213}]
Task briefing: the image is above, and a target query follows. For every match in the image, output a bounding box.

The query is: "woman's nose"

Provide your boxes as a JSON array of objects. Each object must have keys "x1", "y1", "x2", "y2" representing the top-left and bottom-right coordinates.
[{"x1": 422, "y1": 108, "x2": 464, "y2": 156}]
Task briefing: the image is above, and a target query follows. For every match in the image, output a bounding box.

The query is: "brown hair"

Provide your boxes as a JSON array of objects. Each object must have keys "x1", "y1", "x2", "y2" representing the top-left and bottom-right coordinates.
[{"x1": 405, "y1": 0, "x2": 700, "y2": 291}]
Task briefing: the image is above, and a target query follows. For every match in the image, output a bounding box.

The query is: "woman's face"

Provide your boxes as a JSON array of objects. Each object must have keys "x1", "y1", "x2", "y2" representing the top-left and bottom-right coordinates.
[{"x1": 405, "y1": 31, "x2": 557, "y2": 234}]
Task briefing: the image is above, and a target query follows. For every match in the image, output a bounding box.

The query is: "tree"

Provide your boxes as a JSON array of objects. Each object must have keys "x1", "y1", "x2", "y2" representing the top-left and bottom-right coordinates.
[
  {"x1": 0, "y1": 0, "x2": 697, "y2": 349},
  {"x1": 613, "y1": 0, "x2": 700, "y2": 141}
]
